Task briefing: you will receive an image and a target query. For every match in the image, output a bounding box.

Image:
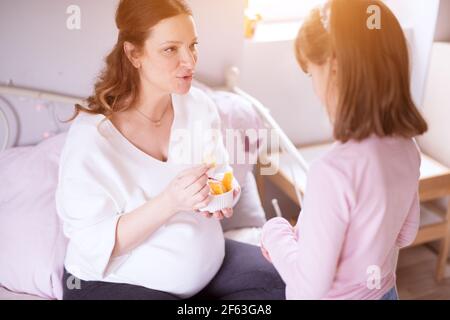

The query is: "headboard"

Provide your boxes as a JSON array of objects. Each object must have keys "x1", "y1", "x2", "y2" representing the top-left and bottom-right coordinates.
[{"x1": 0, "y1": 85, "x2": 82, "y2": 150}]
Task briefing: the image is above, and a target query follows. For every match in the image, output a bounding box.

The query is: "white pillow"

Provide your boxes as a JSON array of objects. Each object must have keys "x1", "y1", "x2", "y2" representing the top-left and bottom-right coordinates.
[
  {"x1": 221, "y1": 171, "x2": 266, "y2": 232},
  {"x1": 193, "y1": 81, "x2": 267, "y2": 232},
  {"x1": 0, "y1": 133, "x2": 68, "y2": 300}
]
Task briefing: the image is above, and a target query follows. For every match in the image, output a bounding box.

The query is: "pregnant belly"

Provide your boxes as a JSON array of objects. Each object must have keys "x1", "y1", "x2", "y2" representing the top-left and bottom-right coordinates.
[{"x1": 114, "y1": 212, "x2": 225, "y2": 298}]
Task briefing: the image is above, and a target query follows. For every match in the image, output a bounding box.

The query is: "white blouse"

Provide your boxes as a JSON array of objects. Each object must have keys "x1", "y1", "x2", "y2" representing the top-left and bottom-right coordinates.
[{"x1": 56, "y1": 87, "x2": 236, "y2": 298}]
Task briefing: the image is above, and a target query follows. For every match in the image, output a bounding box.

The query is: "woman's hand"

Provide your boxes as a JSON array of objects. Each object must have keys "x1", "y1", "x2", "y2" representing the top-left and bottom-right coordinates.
[
  {"x1": 161, "y1": 164, "x2": 212, "y2": 214},
  {"x1": 199, "y1": 185, "x2": 241, "y2": 220}
]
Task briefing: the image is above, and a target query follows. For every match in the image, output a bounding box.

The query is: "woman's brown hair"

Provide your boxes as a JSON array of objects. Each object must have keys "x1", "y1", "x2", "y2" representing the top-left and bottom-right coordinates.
[
  {"x1": 66, "y1": 0, "x2": 192, "y2": 122},
  {"x1": 295, "y1": 0, "x2": 428, "y2": 143}
]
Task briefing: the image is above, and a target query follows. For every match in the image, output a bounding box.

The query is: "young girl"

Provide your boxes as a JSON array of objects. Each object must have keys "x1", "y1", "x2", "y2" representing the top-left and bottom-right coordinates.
[{"x1": 261, "y1": 0, "x2": 428, "y2": 300}]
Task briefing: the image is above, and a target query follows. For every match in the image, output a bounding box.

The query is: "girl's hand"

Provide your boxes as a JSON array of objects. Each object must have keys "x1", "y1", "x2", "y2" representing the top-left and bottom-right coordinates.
[
  {"x1": 161, "y1": 164, "x2": 212, "y2": 214},
  {"x1": 199, "y1": 185, "x2": 241, "y2": 220},
  {"x1": 260, "y1": 221, "x2": 297, "y2": 264}
]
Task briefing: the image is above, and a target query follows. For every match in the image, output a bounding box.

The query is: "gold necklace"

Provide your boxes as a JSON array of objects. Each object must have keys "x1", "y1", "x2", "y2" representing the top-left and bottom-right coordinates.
[{"x1": 135, "y1": 99, "x2": 171, "y2": 127}]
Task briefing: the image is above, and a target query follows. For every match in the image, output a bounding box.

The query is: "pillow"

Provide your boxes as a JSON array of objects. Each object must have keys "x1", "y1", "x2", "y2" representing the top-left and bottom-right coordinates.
[
  {"x1": 193, "y1": 81, "x2": 264, "y2": 188},
  {"x1": 213, "y1": 91, "x2": 263, "y2": 188},
  {"x1": 192, "y1": 82, "x2": 267, "y2": 232},
  {"x1": 220, "y1": 171, "x2": 266, "y2": 232},
  {"x1": 0, "y1": 133, "x2": 68, "y2": 300}
]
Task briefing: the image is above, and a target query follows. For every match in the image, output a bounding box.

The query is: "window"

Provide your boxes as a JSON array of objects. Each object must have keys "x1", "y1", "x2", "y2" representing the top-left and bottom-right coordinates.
[{"x1": 245, "y1": 0, "x2": 326, "y2": 41}]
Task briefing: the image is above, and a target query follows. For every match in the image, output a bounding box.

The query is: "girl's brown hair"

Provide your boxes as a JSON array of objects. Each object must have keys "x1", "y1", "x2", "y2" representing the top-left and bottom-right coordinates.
[
  {"x1": 295, "y1": 0, "x2": 427, "y2": 143},
  {"x1": 66, "y1": 0, "x2": 192, "y2": 122}
]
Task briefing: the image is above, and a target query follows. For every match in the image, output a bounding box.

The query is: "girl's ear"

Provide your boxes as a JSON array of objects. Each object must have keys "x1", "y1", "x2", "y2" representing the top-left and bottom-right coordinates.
[{"x1": 123, "y1": 41, "x2": 141, "y2": 69}]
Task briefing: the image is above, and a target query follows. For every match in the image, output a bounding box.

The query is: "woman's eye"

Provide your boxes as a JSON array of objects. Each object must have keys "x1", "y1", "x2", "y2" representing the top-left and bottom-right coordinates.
[
  {"x1": 164, "y1": 47, "x2": 177, "y2": 53},
  {"x1": 190, "y1": 42, "x2": 199, "y2": 50}
]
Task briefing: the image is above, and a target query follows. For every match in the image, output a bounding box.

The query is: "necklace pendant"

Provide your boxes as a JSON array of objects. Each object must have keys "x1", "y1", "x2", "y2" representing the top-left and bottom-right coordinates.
[{"x1": 154, "y1": 121, "x2": 161, "y2": 127}]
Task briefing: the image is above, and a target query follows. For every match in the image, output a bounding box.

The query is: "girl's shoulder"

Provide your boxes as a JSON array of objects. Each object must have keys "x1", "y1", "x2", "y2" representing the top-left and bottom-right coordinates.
[
  {"x1": 310, "y1": 135, "x2": 420, "y2": 180},
  {"x1": 307, "y1": 145, "x2": 352, "y2": 185}
]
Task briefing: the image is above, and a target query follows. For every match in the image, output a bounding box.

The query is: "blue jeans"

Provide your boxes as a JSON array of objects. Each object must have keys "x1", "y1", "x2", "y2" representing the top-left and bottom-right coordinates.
[{"x1": 380, "y1": 287, "x2": 398, "y2": 300}]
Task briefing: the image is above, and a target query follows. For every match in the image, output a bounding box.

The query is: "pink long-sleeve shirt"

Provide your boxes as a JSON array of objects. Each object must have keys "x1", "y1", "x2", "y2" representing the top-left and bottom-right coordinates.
[{"x1": 262, "y1": 135, "x2": 421, "y2": 300}]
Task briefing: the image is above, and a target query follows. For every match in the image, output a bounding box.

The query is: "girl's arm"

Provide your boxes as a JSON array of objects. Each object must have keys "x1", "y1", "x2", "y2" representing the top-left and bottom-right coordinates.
[
  {"x1": 261, "y1": 159, "x2": 350, "y2": 299},
  {"x1": 395, "y1": 192, "x2": 420, "y2": 248},
  {"x1": 396, "y1": 145, "x2": 421, "y2": 248}
]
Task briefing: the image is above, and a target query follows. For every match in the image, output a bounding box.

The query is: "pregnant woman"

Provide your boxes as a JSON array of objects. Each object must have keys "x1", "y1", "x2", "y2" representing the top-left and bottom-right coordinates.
[{"x1": 56, "y1": 0, "x2": 285, "y2": 300}]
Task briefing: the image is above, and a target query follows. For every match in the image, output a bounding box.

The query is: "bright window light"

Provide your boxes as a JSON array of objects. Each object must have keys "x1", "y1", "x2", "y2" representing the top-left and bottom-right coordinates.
[
  {"x1": 244, "y1": 0, "x2": 327, "y2": 41},
  {"x1": 246, "y1": 0, "x2": 326, "y2": 23}
]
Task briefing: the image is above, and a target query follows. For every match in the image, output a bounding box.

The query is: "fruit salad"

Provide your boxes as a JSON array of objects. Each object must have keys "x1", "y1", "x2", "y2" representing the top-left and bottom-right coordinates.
[{"x1": 208, "y1": 172, "x2": 234, "y2": 195}]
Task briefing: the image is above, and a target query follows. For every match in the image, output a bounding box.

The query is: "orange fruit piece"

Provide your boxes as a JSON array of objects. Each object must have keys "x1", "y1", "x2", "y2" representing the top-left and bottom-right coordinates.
[
  {"x1": 208, "y1": 180, "x2": 224, "y2": 195},
  {"x1": 222, "y1": 172, "x2": 234, "y2": 192}
]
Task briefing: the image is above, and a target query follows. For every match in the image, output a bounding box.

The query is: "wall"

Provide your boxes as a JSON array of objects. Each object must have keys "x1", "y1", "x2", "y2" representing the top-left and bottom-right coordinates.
[
  {"x1": 418, "y1": 0, "x2": 450, "y2": 168},
  {"x1": 189, "y1": 0, "x2": 245, "y2": 86},
  {"x1": 239, "y1": 39, "x2": 334, "y2": 146},
  {"x1": 0, "y1": 0, "x2": 245, "y2": 97},
  {"x1": 0, "y1": 0, "x2": 117, "y2": 97},
  {"x1": 417, "y1": 42, "x2": 450, "y2": 168},
  {"x1": 435, "y1": 0, "x2": 450, "y2": 42}
]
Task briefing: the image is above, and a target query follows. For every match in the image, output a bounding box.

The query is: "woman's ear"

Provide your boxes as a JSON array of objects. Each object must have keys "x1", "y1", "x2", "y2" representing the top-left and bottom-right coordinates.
[{"x1": 123, "y1": 41, "x2": 141, "y2": 69}]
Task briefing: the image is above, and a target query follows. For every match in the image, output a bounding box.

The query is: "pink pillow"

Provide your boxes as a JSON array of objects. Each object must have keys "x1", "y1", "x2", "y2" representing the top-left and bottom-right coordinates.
[
  {"x1": 193, "y1": 85, "x2": 266, "y2": 232},
  {"x1": 193, "y1": 83, "x2": 264, "y2": 187},
  {"x1": 0, "y1": 133, "x2": 68, "y2": 300}
]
